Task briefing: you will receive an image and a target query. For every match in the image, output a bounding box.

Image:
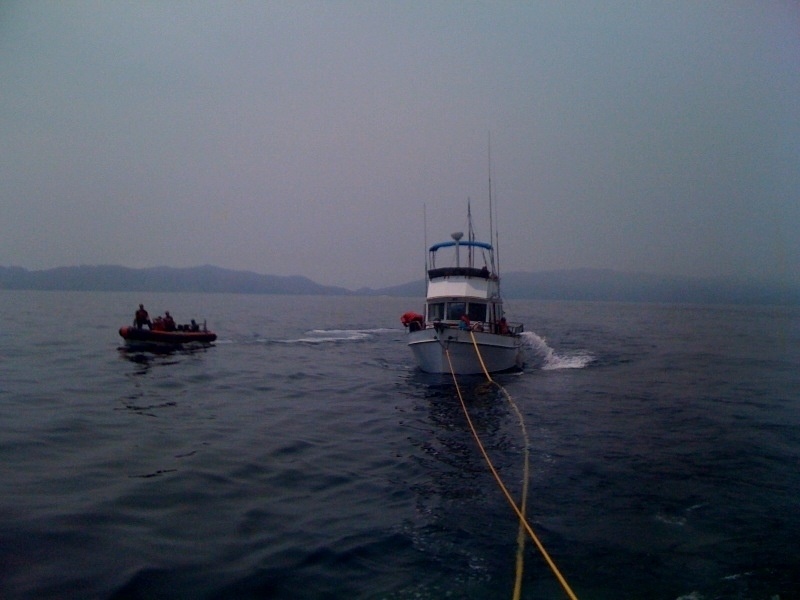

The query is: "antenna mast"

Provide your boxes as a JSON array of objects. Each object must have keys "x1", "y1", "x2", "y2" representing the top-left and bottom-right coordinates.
[
  {"x1": 467, "y1": 199, "x2": 474, "y2": 268},
  {"x1": 487, "y1": 134, "x2": 498, "y2": 275},
  {"x1": 423, "y1": 203, "x2": 428, "y2": 281}
]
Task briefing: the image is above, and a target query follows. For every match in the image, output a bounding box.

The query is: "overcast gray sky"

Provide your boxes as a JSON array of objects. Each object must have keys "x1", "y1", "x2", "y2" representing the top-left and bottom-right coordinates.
[{"x1": 1, "y1": 1, "x2": 798, "y2": 289}]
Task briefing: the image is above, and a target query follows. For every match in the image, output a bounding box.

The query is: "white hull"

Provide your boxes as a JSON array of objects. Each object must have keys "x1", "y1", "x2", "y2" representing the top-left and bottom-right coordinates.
[{"x1": 408, "y1": 328, "x2": 521, "y2": 375}]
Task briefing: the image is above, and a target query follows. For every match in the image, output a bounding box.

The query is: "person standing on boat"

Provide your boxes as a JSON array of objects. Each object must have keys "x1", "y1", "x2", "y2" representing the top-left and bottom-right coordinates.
[
  {"x1": 459, "y1": 314, "x2": 471, "y2": 331},
  {"x1": 498, "y1": 317, "x2": 509, "y2": 335},
  {"x1": 163, "y1": 311, "x2": 176, "y2": 331},
  {"x1": 134, "y1": 304, "x2": 151, "y2": 329}
]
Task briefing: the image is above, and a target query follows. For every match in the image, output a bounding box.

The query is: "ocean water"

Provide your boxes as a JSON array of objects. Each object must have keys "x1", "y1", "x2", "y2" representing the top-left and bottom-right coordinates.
[{"x1": 0, "y1": 290, "x2": 798, "y2": 599}]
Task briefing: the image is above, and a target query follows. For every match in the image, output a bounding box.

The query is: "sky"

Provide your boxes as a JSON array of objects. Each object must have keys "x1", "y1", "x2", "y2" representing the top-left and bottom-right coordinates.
[{"x1": 1, "y1": 1, "x2": 798, "y2": 290}]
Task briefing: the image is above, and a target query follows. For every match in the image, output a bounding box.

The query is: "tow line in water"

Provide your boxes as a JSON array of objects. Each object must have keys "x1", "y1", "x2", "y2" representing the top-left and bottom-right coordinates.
[{"x1": 442, "y1": 330, "x2": 579, "y2": 600}]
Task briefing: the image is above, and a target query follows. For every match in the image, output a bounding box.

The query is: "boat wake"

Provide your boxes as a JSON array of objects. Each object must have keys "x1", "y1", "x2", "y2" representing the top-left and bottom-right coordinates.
[
  {"x1": 281, "y1": 328, "x2": 395, "y2": 344},
  {"x1": 520, "y1": 331, "x2": 593, "y2": 370}
]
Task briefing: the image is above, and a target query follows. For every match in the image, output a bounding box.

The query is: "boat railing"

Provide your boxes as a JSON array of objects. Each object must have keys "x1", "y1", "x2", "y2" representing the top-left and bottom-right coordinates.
[
  {"x1": 428, "y1": 267, "x2": 493, "y2": 280},
  {"x1": 428, "y1": 320, "x2": 523, "y2": 336},
  {"x1": 507, "y1": 322, "x2": 524, "y2": 335}
]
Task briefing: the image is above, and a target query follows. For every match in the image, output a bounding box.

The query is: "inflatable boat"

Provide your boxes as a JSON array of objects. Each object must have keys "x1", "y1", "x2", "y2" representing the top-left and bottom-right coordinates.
[{"x1": 119, "y1": 325, "x2": 217, "y2": 346}]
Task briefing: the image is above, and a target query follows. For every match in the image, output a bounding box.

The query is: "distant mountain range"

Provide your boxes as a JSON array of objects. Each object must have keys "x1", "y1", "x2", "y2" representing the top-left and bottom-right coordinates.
[
  {"x1": 0, "y1": 265, "x2": 350, "y2": 296},
  {"x1": 1, "y1": 264, "x2": 797, "y2": 305}
]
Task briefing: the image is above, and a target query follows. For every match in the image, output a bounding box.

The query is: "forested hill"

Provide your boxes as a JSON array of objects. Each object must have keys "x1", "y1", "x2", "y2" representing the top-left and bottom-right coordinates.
[
  {"x1": 0, "y1": 265, "x2": 352, "y2": 296},
  {"x1": 1, "y1": 265, "x2": 797, "y2": 305}
]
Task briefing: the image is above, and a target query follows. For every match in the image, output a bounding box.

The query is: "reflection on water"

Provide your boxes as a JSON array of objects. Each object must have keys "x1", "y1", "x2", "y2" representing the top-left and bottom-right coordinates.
[
  {"x1": 396, "y1": 373, "x2": 531, "y2": 594},
  {"x1": 118, "y1": 344, "x2": 214, "y2": 374}
]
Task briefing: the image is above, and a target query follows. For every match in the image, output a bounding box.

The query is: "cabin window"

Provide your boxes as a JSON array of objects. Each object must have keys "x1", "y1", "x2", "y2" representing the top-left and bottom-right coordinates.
[
  {"x1": 427, "y1": 302, "x2": 445, "y2": 321},
  {"x1": 468, "y1": 303, "x2": 487, "y2": 322},
  {"x1": 446, "y1": 302, "x2": 466, "y2": 321}
]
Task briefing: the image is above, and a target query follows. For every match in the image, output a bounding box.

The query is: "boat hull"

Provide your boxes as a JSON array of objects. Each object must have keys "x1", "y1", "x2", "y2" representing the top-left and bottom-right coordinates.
[
  {"x1": 119, "y1": 326, "x2": 217, "y2": 346},
  {"x1": 408, "y1": 328, "x2": 521, "y2": 375}
]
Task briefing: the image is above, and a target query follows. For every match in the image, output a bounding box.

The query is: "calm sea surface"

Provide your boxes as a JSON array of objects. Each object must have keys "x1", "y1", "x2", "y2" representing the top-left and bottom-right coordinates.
[{"x1": 0, "y1": 290, "x2": 798, "y2": 599}]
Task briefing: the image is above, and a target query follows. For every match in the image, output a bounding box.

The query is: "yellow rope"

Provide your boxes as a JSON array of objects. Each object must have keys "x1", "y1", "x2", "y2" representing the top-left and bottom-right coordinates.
[
  {"x1": 467, "y1": 333, "x2": 529, "y2": 599},
  {"x1": 441, "y1": 333, "x2": 579, "y2": 600}
]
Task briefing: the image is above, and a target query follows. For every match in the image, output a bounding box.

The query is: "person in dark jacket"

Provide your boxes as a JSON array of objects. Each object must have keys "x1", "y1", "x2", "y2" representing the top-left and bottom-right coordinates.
[{"x1": 134, "y1": 304, "x2": 151, "y2": 329}]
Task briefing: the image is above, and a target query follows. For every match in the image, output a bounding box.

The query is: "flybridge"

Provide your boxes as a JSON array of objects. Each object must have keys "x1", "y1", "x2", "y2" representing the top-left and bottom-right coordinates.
[
  {"x1": 428, "y1": 231, "x2": 495, "y2": 276},
  {"x1": 426, "y1": 231, "x2": 499, "y2": 301},
  {"x1": 428, "y1": 240, "x2": 493, "y2": 252}
]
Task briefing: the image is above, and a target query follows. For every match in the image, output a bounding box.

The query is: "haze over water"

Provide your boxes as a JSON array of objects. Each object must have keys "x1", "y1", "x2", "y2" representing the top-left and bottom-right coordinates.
[{"x1": 2, "y1": 3, "x2": 798, "y2": 289}]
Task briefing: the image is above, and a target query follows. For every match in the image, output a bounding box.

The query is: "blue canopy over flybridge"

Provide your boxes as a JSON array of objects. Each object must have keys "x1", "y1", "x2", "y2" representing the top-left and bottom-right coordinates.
[{"x1": 429, "y1": 240, "x2": 493, "y2": 252}]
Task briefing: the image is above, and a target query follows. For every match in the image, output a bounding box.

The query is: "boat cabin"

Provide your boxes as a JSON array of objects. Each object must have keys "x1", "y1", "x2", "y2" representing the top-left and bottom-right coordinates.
[
  {"x1": 423, "y1": 232, "x2": 515, "y2": 333},
  {"x1": 404, "y1": 212, "x2": 525, "y2": 374}
]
